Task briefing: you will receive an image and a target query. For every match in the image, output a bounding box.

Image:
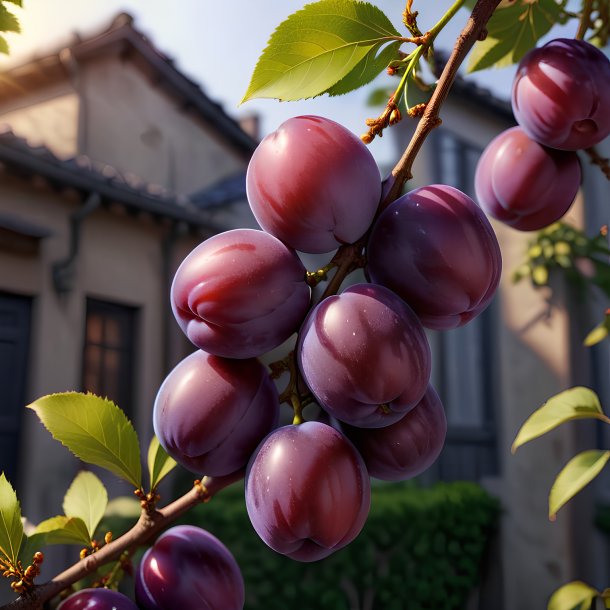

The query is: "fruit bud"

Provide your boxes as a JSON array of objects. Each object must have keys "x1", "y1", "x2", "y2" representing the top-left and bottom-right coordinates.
[
  {"x1": 389, "y1": 108, "x2": 402, "y2": 125},
  {"x1": 33, "y1": 552, "x2": 44, "y2": 564}
]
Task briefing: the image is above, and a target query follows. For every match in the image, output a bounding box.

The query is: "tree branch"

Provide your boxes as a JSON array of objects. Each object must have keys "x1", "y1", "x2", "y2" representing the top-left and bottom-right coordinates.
[
  {"x1": 1, "y1": 472, "x2": 243, "y2": 610},
  {"x1": 383, "y1": 0, "x2": 502, "y2": 207}
]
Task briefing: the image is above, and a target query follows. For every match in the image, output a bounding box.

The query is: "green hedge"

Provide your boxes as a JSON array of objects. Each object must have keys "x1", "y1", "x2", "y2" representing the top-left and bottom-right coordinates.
[{"x1": 178, "y1": 481, "x2": 500, "y2": 610}]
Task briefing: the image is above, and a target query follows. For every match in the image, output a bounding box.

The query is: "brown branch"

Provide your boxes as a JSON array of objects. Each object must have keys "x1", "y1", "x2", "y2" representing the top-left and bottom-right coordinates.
[
  {"x1": 0, "y1": 471, "x2": 243, "y2": 610},
  {"x1": 576, "y1": 0, "x2": 594, "y2": 40},
  {"x1": 383, "y1": 0, "x2": 502, "y2": 207},
  {"x1": 585, "y1": 146, "x2": 610, "y2": 181},
  {"x1": 296, "y1": 0, "x2": 504, "y2": 299}
]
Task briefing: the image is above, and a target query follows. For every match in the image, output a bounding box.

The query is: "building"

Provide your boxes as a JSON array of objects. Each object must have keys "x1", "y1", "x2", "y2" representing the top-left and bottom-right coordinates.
[{"x1": 0, "y1": 13, "x2": 258, "y2": 541}]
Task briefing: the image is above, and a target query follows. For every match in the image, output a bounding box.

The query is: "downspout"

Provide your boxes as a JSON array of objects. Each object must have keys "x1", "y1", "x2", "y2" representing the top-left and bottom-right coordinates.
[{"x1": 52, "y1": 192, "x2": 101, "y2": 294}]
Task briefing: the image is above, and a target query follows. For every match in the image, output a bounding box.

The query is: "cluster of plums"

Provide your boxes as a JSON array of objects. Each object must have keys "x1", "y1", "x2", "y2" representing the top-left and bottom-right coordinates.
[
  {"x1": 475, "y1": 38, "x2": 610, "y2": 231},
  {"x1": 151, "y1": 111, "x2": 502, "y2": 572},
  {"x1": 56, "y1": 89, "x2": 507, "y2": 610}
]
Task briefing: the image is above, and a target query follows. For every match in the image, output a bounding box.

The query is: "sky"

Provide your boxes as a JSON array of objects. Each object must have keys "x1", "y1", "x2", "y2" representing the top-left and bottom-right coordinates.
[{"x1": 0, "y1": 0, "x2": 525, "y2": 168}]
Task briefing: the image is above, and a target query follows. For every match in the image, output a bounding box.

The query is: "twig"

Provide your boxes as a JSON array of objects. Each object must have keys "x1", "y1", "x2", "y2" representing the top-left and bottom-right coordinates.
[
  {"x1": 383, "y1": 0, "x2": 502, "y2": 207},
  {"x1": 585, "y1": 146, "x2": 610, "y2": 181},
  {"x1": 0, "y1": 472, "x2": 243, "y2": 610}
]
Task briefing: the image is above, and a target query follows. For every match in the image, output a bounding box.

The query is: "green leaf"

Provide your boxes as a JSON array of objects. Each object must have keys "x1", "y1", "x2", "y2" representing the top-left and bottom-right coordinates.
[
  {"x1": 0, "y1": 34, "x2": 8, "y2": 55},
  {"x1": 0, "y1": 473, "x2": 23, "y2": 565},
  {"x1": 550, "y1": 450, "x2": 610, "y2": 520},
  {"x1": 324, "y1": 40, "x2": 401, "y2": 96},
  {"x1": 241, "y1": 0, "x2": 401, "y2": 102},
  {"x1": 2, "y1": 0, "x2": 23, "y2": 6},
  {"x1": 63, "y1": 471, "x2": 108, "y2": 539},
  {"x1": 0, "y1": 3, "x2": 19, "y2": 34},
  {"x1": 32, "y1": 516, "x2": 91, "y2": 546},
  {"x1": 467, "y1": 0, "x2": 561, "y2": 72},
  {"x1": 512, "y1": 387, "x2": 608, "y2": 453},
  {"x1": 19, "y1": 534, "x2": 46, "y2": 564},
  {"x1": 147, "y1": 436, "x2": 177, "y2": 491},
  {"x1": 28, "y1": 392, "x2": 142, "y2": 488},
  {"x1": 548, "y1": 581, "x2": 598, "y2": 610}
]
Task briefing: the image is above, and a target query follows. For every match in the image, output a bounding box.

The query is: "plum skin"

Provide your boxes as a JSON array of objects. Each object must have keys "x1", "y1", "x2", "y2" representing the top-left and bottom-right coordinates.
[
  {"x1": 153, "y1": 350, "x2": 279, "y2": 476},
  {"x1": 475, "y1": 126, "x2": 581, "y2": 231},
  {"x1": 245, "y1": 421, "x2": 371, "y2": 562},
  {"x1": 343, "y1": 385, "x2": 447, "y2": 481},
  {"x1": 135, "y1": 525, "x2": 244, "y2": 610},
  {"x1": 171, "y1": 228, "x2": 310, "y2": 359},
  {"x1": 246, "y1": 115, "x2": 381, "y2": 254},
  {"x1": 57, "y1": 588, "x2": 138, "y2": 610},
  {"x1": 297, "y1": 283, "x2": 431, "y2": 428},
  {"x1": 512, "y1": 38, "x2": 610, "y2": 150},
  {"x1": 367, "y1": 184, "x2": 502, "y2": 330}
]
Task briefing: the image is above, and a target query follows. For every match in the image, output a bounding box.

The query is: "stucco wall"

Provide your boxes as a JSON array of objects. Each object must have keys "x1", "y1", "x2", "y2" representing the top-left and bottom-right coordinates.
[
  {"x1": 0, "y1": 82, "x2": 79, "y2": 159},
  {"x1": 80, "y1": 55, "x2": 245, "y2": 195}
]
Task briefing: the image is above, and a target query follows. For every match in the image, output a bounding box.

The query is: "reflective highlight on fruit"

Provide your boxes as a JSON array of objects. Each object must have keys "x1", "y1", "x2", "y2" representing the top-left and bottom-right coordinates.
[
  {"x1": 171, "y1": 228, "x2": 310, "y2": 359},
  {"x1": 297, "y1": 283, "x2": 431, "y2": 428},
  {"x1": 135, "y1": 525, "x2": 244, "y2": 610},
  {"x1": 367, "y1": 185, "x2": 501, "y2": 330},
  {"x1": 246, "y1": 115, "x2": 381, "y2": 253},
  {"x1": 512, "y1": 38, "x2": 610, "y2": 150},
  {"x1": 154, "y1": 350, "x2": 279, "y2": 476},
  {"x1": 475, "y1": 127, "x2": 581, "y2": 231},
  {"x1": 57, "y1": 588, "x2": 138, "y2": 610},
  {"x1": 245, "y1": 422, "x2": 370, "y2": 562},
  {"x1": 343, "y1": 385, "x2": 447, "y2": 481}
]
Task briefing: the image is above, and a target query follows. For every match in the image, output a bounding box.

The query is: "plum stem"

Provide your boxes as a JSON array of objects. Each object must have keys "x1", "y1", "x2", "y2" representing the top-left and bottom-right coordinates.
[{"x1": 576, "y1": 0, "x2": 594, "y2": 40}]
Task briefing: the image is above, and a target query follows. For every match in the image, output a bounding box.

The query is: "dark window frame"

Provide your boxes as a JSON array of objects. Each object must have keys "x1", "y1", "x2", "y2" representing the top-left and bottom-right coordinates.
[{"x1": 81, "y1": 298, "x2": 138, "y2": 424}]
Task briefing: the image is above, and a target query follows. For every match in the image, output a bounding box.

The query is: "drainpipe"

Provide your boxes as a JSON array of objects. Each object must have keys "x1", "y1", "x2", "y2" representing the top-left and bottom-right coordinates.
[{"x1": 52, "y1": 192, "x2": 101, "y2": 294}]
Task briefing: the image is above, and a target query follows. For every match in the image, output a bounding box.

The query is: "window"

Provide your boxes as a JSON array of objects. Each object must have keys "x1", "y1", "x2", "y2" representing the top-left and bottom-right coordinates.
[
  {"x1": 82, "y1": 299, "x2": 137, "y2": 422},
  {"x1": 0, "y1": 293, "x2": 31, "y2": 488},
  {"x1": 427, "y1": 128, "x2": 500, "y2": 481}
]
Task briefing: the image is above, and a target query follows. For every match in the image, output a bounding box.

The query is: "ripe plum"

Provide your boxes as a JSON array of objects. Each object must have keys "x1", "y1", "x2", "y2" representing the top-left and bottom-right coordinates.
[
  {"x1": 135, "y1": 525, "x2": 244, "y2": 610},
  {"x1": 475, "y1": 126, "x2": 581, "y2": 230},
  {"x1": 57, "y1": 588, "x2": 138, "y2": 610},
  {"x1": 367, "y1": 185, "x2": 501, "y2": 330},
  {"x1": 512, "y1": 38, "x2": 610, "y2": 150},
  {"x1": 171, "y1": 229, "x2": 310, "y2": 359},
  {"x1": 343, "y1": 385, "x2": 447, "y2": 481},
  {"x1": 153, "y1": 350, "x2": 279, "y2": 476},
  {"x1": 245, "y1": 421, "x2": 370, "y2": 562},
  {"x1": 246, "y1": 115, "x2": 381, "y2": 253},
  {"x1": 297, "y1": 283, "x2": 431, "y2": 428}
]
